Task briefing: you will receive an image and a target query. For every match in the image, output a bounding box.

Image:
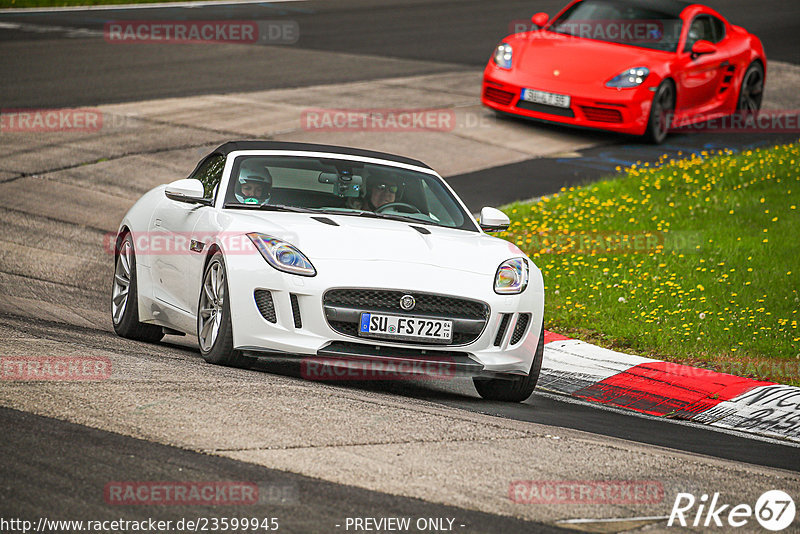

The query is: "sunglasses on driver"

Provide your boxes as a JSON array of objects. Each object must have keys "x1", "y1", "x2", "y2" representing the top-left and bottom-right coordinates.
[{"x1": 374, "y1": 183, "x2": 400, "y2": 194}]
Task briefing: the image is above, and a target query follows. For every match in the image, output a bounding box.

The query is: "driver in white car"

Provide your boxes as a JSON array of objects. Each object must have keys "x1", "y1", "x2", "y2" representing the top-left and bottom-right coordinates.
[
  {"x1": 347, "y1": 171, "x2": 405, "y2": 211},
  {"x1": 235, "y1": 163, "x2": 273, "y2": 205},
  {"x1": 368, "y1": 177, "x2": 401, "y2": 210}
]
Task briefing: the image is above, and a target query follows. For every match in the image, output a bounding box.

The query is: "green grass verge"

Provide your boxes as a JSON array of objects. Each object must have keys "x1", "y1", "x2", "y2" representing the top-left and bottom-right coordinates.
[
  {"x1": 499, "y1": 141, "x2": 800, "y2": 385},
  {"x1": 1, "y1": 0, "x2": 199, "y2": 8}
]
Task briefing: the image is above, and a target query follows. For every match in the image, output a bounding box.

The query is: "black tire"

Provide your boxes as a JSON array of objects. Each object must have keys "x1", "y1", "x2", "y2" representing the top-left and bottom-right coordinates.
[
  {"x1": 111, "y1": 233, "x2": 164, "y2": 343},
  {"x1": 197, "y1": 252, "x2": 252, "y2": 368},
  {"x1": 737, "y1": 61, "x2": 764, "y2": 114},
  {"x1": 644, "y1": 80, "x2": 675, "y2": 144},
  {"x1": 473, "y1": 320, "x2": 544, "y2": 402}
]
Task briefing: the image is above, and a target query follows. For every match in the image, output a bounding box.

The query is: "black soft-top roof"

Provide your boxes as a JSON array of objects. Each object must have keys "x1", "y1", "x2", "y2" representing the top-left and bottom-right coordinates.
[{"x1": 212, "y1": 141, "x2": 432, "y2": 170}]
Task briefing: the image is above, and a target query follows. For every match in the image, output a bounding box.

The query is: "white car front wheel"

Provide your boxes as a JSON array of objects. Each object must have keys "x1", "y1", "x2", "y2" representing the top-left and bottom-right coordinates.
[
  {"x1": 472, "y1": 321, "x2": 544, "y2": 402},
  {"x1": 198, "y1": 252, "x2": 251, "y2": 368}
]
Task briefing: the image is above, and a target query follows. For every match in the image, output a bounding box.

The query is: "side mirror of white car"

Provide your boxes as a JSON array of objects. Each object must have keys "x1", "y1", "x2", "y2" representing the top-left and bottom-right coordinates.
[
  {"x1": 165, "y1": 178, "x2": 207, "y2": 204},
  {"x1": 479, "y1": 206, "x2": 510, "y2": 232}
]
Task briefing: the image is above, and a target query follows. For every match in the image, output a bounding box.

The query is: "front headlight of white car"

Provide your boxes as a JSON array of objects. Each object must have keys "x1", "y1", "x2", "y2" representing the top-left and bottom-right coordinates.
[
  {"x1": 247, "y1": 233, "x2": 316, "y2": 277},
  {"x1": 494, "y1": 257, "x2": 529, "y2": 294},
  {"x1": 606, "y1": 66, "x2": 650, "y2": 88},
  {"x1": 492, "y1": 42, "x2": 513, "y2": 69}
]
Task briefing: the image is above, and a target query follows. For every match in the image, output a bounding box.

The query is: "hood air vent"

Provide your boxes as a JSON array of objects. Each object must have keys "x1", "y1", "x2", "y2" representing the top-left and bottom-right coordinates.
[{"x1": 311, "y1": 216, "x2": 339, "y2": 226}]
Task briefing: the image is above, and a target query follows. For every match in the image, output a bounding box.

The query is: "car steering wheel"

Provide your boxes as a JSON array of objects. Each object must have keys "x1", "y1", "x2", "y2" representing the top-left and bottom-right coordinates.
[{"x1": 375, "y1": 202, "x2": 422, "y2": 214}]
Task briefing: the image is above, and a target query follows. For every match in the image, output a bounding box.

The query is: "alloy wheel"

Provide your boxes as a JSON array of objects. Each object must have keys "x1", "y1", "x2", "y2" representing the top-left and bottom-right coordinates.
[
  {"x1": 198, "y1": 260, "x2": 225, "y2": 352},
  {"x1": 111, "y1": 239, "x2": 132, "y2": 324}
]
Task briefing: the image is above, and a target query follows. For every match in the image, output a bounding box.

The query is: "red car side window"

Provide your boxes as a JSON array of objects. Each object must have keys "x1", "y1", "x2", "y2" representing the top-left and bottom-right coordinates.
[
  {"x1": 684, "y1": 15, "x2": 713, "y2": 52},
  {"x1": 710, "y1": 16, "x2": 726, "y2": 43}
]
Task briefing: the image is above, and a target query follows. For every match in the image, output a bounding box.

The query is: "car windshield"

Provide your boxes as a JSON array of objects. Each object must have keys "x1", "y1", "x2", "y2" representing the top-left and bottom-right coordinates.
[
  {"x1": 223, "y1": 155, "x2": 478, "y2": 232},
  {"x1": 548, "y1": 0, "x2": 684, "y2": 52}
]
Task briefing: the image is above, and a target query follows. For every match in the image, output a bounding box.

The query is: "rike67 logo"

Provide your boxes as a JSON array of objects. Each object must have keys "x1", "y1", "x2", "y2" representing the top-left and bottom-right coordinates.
[{"x1": 668, "y1": 490, "x2": 796, "y2": 531}]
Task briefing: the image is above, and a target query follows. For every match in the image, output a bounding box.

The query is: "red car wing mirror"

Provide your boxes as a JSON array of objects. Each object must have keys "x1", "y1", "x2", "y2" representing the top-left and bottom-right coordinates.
[
  {"x1": 532, "y1": 12, "x2": 549, "y2": 29},
  {"x1": 691, "y1": 40, "x2": 717, "y2": 58}
]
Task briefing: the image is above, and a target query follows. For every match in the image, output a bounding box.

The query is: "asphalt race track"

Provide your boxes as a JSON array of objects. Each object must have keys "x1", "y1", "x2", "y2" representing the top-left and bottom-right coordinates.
[
  {"x1": 2, "y1": 407, "x2": 568, "y2": 533},
  {"x1": 1, "y1": 1, "x2": 800, "y2": 532}
]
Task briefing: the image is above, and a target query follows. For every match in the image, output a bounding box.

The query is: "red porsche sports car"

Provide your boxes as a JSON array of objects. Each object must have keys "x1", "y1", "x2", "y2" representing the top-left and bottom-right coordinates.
[{"x1": 482, "y1": 0, "x2": 766, "y2": 143}]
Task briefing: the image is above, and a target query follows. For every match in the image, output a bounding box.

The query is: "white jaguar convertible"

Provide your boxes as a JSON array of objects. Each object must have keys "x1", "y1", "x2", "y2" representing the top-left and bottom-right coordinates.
[{"x1": 111, "y1": 141, "x2": 545, "y2": 401}]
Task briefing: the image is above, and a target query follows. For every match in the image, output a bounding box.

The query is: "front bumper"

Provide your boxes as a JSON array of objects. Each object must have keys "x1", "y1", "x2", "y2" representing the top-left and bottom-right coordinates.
[
  {"x1": 482, "y1": 64, "x2": 654, "y2": 136},
  {"x1": 227, "y1": 254, "x2": 545, "y2": 376}
]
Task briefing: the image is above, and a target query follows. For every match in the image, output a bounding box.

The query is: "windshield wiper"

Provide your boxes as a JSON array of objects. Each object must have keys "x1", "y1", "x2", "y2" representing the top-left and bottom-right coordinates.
[
  {"x1": 373, "y1": 212, "x2": 432, "y2": 225},
  {"x1": 260, "y1": 204, "x2": 319, "y2": 213},
  {"x1": 347, "y1": 209, "x2": 441, "y2": 227},
  {"x1": 310, "y1": 208, "x2": 381, "y2": 219},
  {"x1": 272, "y1": 207, "x2": 444, "y2": 228},
  {"x1": 227, "y1": 203, "x2": 318, "y2": 213}
]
